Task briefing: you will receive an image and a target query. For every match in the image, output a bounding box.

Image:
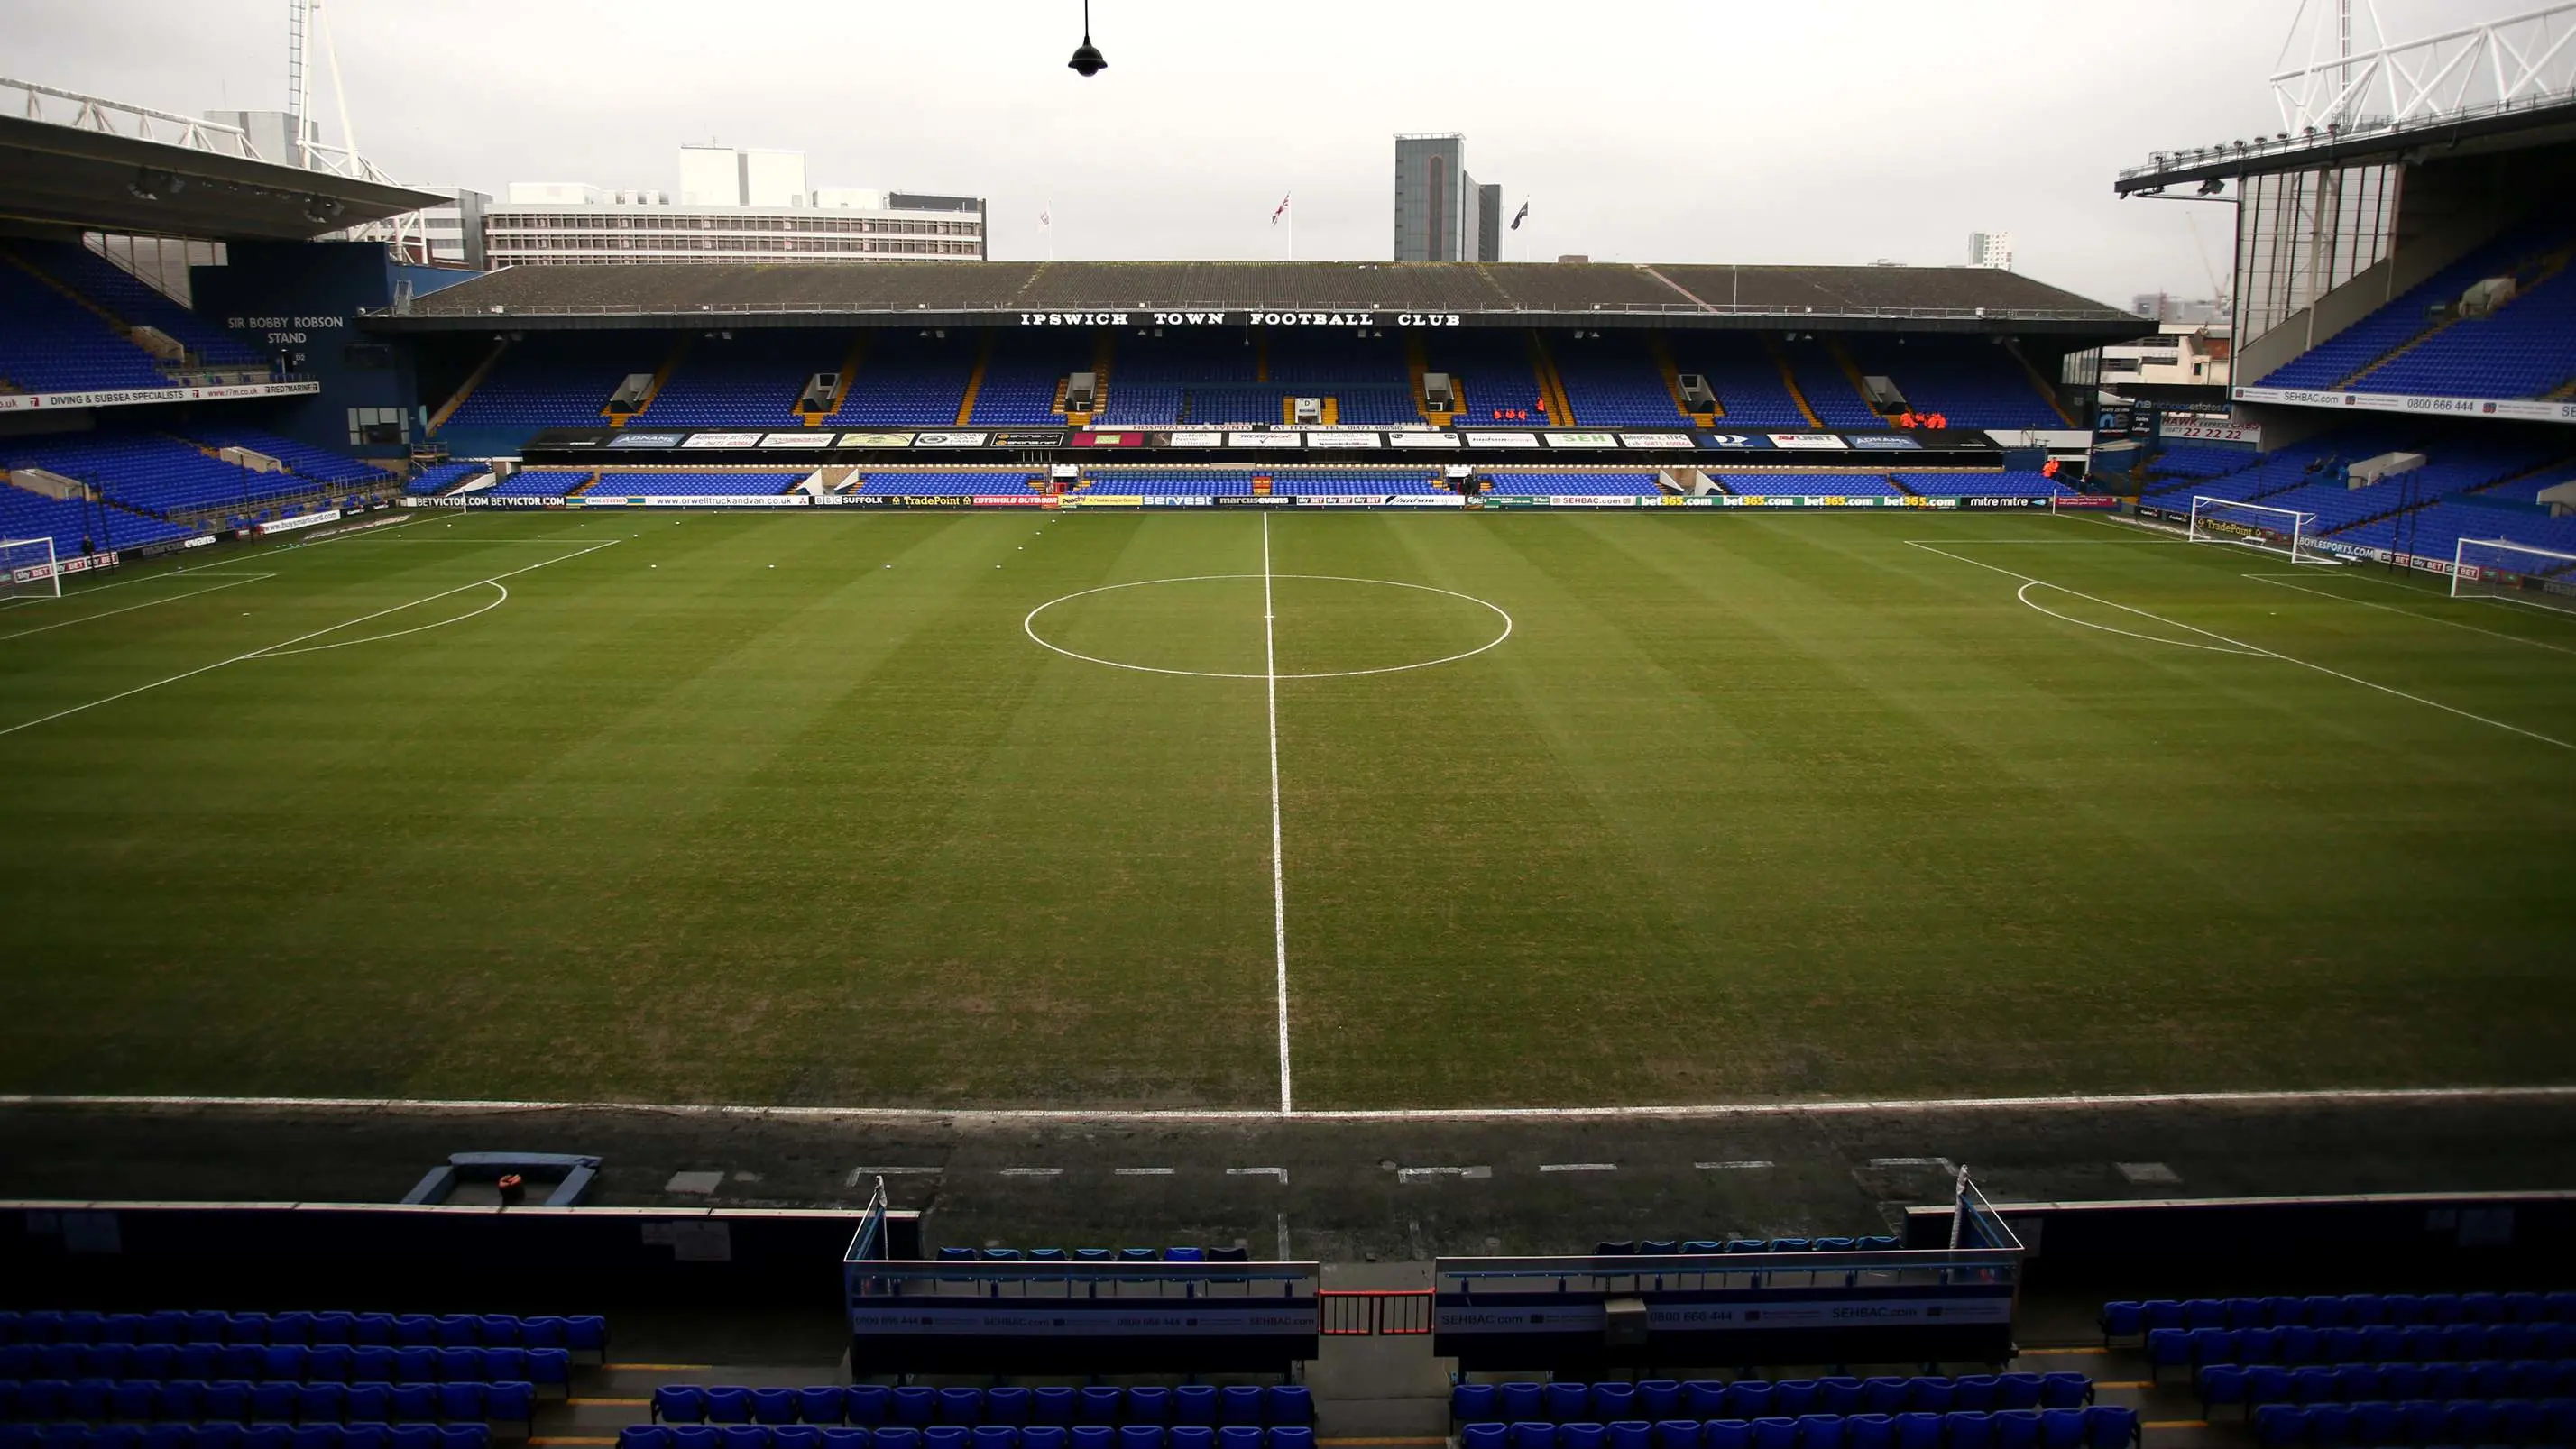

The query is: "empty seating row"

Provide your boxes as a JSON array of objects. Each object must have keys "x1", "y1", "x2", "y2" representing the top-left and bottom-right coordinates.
[
  {"x1": 1587, "y1": 1239, "x2": 1902, "y2": 1257},
  {"x1": 0, "y1": 1344, "x2": 572, "y2": 1385},
  {"x1": 0, "y1": 1379, "x2": 534, "y2": 1426},
  {"x1": 2102, "y1": 1292, "x2": 2576, "y2": 1339},
  {"x1": 1484, "y1": 473, "x2": 1662, "y2": 498},
  {"x1": 623, "y1": 1426, "x2": 1311, "y2": 1449},
  {"x1": 650, "y1": 1385, "x2": 1309, "y2": 1429},
  {"x1": 1454, "y1": 1377, "x2": 2091, "y2": 1425},
  {"x1": 2143, "y1": 1320, "x2": 2573, "y2": 1372},
  {"x1": 1458, "y1": 1408, "x2": 2138, "y2": 1449},
  {"x1": 1, "y1": 1425, "x2": 487, "y2": 1449},
  {"x1": 584, "y1": 472, "x2": 804, "y2": 499},
  {"x1": 2250, "y1": 1395, "x2": 2576, "y2": 1445},
  {"x1": 404, "y1": 464, "x2": 488, "y2": 498},
  {"x1": 2200, "y1": 1359, "x2": 2576, "y2": 1409}
]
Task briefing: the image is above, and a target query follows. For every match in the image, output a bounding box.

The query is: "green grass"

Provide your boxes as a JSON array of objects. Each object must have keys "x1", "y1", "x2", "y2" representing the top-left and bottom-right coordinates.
[{"x1": 2, "y1": 507, "x2": 2571, "y2": 1110}]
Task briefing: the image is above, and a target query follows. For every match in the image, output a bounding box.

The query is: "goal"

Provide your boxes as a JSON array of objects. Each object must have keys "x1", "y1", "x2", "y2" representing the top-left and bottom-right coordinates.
[
  {"x1": 2190, "y1": 496, "x2": 2329, "y2": 563},
  {"x1": 2452, "y1": 536, "x2": 2576, "y2": 615},
  {"x1": 1, "y1": 537, "x2": 60, "y2": 601}
]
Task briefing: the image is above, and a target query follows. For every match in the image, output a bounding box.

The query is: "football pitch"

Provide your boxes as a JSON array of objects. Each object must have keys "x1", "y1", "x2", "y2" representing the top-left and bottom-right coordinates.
[{"x1": 2, "y1": 507, "x2": 2571, "y2": 1114}]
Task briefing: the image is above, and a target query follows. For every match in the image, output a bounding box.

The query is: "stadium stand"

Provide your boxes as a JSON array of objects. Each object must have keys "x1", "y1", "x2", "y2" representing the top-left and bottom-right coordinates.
[
  {"x1": 179, "y1": 428, "x2": 391, "y2": 488},
  {"x1": 1661, "y1": 334, "x2": 1812, "y2": 429},
  {"x1": 853, "y1": 472, "x2": 1043, "y2": 497},
  {"x1": 1842, "y1": 337, "x2": 2066, "y2": 429},
  {"x1": 403, "y1": 463, "x2": 489, "y2": 497},
  {"x1": 1424, "y1": 334, "x2": 1549, "y2": 424},
  {"x1": 971, "y1": 333, "x2": 1092, "y2": 426},
  {"x1": 644, "y1": 1384, "x2": 1313, "y2": 1428},
  {"x1": 440, "y1": 335, "x2": 647, "y2": 440},
  {"x1": 1717, "y1": 473, "x2": 1905, "y2": 499},
  {"x1": 1450, "y1": 1375, "x2": 2097, "y2": 1423},
  {"x1": 5, "y1": 243, "x2": 269, "y2": 369},
  {"x1": 0, "y1": 481, "x2": 192, "y2": 555},
  {"x1": 2257, "y1": 216, "x2": 2575, "y2": 396},
  {"x1": 1549, "y1": 335, "x2": 1685, "y2": 428},
  {"x1": 1484, "y1": 472, "x2": 1662, "y2": 498},
  {"x1": 578, "y1": 472, "x2": 806, "y2": 498},
  {"x1": 0, "y1": 261, "x2": 174, "y2": 394},
  {"x1": 1893, "y1": 471, "x2": 2071, "y2": 499},
  {"x1": 483, "y1": 471, "x2": 591, "y2": 499},
  {"x1": 1776, "y1": 337, "x2": 1880, "y2": 429},
  {"x1": 0, "y1": 434, "x2": 319, "y2": 517},
  {"x1": 642, "y1": 335, "x2": 848, "y2": 428},
  {"x1": 833, "y1": 333, "x2": 977, "y2": 426},
  {"x1": 2351, "y1": 259, "x2": 2576, "y2": 400}
]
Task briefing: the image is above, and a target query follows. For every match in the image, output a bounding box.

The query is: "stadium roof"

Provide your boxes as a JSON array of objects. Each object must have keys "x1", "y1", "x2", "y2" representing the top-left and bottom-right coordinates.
[
  {"x1": 2114, "y1": 88, "x2": 2576, "y2": 197},
  {"x1": 0, "y1": 111, "x2": 445, "y2": 243},
  {"x1": 362, "y1": 261, "x2": 2148, "y2": 337}
]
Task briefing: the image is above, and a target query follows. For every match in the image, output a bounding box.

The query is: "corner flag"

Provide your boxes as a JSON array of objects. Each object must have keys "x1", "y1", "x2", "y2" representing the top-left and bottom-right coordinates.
[
  {"x1": 1511, "y1": 201, "x2": 1529, "y2": 230},
  {"x1": 1271, "y1": 193, "x2": 1292, "y2": 227}
]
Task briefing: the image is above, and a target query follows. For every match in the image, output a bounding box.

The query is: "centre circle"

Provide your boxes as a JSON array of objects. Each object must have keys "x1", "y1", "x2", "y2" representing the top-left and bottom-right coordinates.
[{"x1": 1023, "y1": 573, "x2": 1513, "y2": 680}]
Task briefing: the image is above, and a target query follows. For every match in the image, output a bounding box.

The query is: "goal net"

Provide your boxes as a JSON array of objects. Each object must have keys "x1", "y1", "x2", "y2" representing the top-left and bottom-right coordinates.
[
  {"x1": 0, "y1": 537, "x2": 59, "y2": 602},
  {"x1": 2452, "y1": 536, "x2": 2576, "y2": 615},
  {"x1": 2190, "y1": 496, "x2": 2329, "y2": 563}
]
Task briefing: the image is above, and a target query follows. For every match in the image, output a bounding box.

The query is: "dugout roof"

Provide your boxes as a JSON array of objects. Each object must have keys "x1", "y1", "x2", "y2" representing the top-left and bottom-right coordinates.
[
  {"x1": 361, "y1": 260, "x2": 2148, "y2": 338},
  {"x1": 0, "y1": 113, "x2": 446, "y2": 243}
]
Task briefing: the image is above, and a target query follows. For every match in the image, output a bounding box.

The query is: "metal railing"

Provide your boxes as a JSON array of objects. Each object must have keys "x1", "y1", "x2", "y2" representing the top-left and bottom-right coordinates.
[
  {"x1": 4, "y1": 77, "x2": 262, "y2": 159},
  {"x1": 845, "y1": 1257, "x2": 1319, "y2": 1304},
  {"x1": 2120, "y1": 87, "x2": 2576, "y2": 182},
  {"x1": 1318, "y1": 1289, "x2": 1433, "y2": 1336},
  {"x1": 367, "y1": 299, "x2": 2130, "y2": 324}
]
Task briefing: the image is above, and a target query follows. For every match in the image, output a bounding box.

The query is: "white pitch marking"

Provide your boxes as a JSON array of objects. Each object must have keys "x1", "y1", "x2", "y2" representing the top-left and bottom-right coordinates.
[
  {"x1": 1275, "y1": 1214, "x2": 1292, "y2": 1262},
  {"x1": 1538, "y1": 1162, "x2": 1617, "y2": 1172},
  {"x1": 998, "y1": 1167, "x2": 1063, "y2": 1178},
  {"x1": 0, "y1": 573, "x2": 275, "y2": 642},
  {"x1": 1265, "y1": 514, "x2": 1292, "y2": 1119},
  {"x1": 1114, "y1": 1167, "x2": 1176, "y2": 1176},
  {"x1": 1695, "y1": 1160, "x2": 1775, "y2": 1170},
  {"x1": 1910, "y1": 540, "x2": 2574, "y2": 752},
  {"x1": 1021, "y1": 573, "x2": 1513, "y2": 681},
  {"x1": 1397, "y1": 1165, "x2": 1493, "y2": 1181},
  {"x1": 257, "y1": 581, "x2": 510, "y2": 656},
  {"x1": 1228, "y1": 1166, "x2": 1289, "y2": 1183},
  {"x1": 845, "y1": 1167, "x2": 943, "y2": 1184},
  {"x1": 2013, "y1": 580, "x2": 2269, "y2": 655},
  {"x1": 0, "y1": 541, "x2": 618, "y2": 738},
  {"x1": 1868, "y1": 1156, "x2": 1955, "y2": 1169},
  {"x1": 2240, "y1": 571, "x2": 2576, "y2": 656},
  {"x1": 12, "y1": 1083, "x2": 2576, "y2": 1123}
]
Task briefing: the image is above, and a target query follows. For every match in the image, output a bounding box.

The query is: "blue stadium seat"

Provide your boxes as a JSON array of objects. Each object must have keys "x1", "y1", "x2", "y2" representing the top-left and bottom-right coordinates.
[
  {"x1": 846, "y1": 1388, "x2": 890, "y2": 1426},
  {"x1": 1991, "y1": 1411, "x2": 2040, "y2": 1449},
  {"x1": 1079, "y1": 1389, "x2": 1122, "y2": 1426},
  {"x1": 1647, "y1": 1423, "x2": 1691, "y2": 1449},
  {"x1": 671, "y1": 1429, "x2": 721, "y2": 1449},
  {"x1": 709, "y1": 1389, "x2": 757, "y2": 1426},
  {"x1": 1907, "y1": 1382, "x2": 1952, "y2": 1415},
  {"x1": 1263, "y1": 1389, "x2": 1310, "y2": 1426},
  {"x1": 1461, "y1": 1433, "x2": 1508, "y2": 1449},
  {"x1": 1452, "y1": 1387, "x2": 1499, "y2": 1424},
  {"x1": 1268, "y1": 1431, "x2": 1312, "y2": 1449},
  {"x1": 1893, "y1": 1413, "x2": 1941, "y2": 1449},
  {"x1": 891, "y1": 1389, "x2": 935, "y2": 1426},
  {"x1": 437, "y1": 1383, "x2": 484, "y2": 1423},
  {"x1": 822, "y1": 1431, "x2": 869, "y2": 1449},
  {"x1": 2035, "y1": 1409, "x2": 2085, "y2": 1449},
  {"x1": 1750, "y1": 1420, "x2": 1798, "y2": 1449},
  {"x1": 936, "y1": 1390, "x2": 981, "y2": 1426},
  {"x1": 1542, "y1": 1386, "x2": 1587, "y2": 1421},
  {"x1": 721, "y1": 1428, "x2": 768, "y2": 1449},
  {"x1": 1029, "y1": 1389, "x2": 1074, "y2": 1426},
  {"x1": 1946, "y1": 1412, "x2": 1992, "y2": 1449},
  {"x1": 1170, "y1": 1389, "x2": 1216, "y2": 1427},
  {"x1": 1633, "y1": 1385, "x2": 1679, "y2": 1421},
  {"x1": 1219, "y1": 1389, "x2": 1264, "y2": 1427}
]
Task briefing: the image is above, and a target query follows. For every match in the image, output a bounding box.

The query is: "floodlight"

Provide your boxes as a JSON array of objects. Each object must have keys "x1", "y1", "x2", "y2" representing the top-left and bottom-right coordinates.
[{"x1": 1069, "y1": 0, "x2": 1107, "y2": 76}]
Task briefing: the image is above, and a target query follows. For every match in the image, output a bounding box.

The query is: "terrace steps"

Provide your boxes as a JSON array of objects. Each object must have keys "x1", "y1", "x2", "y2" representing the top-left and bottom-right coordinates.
[
  {"x1": 816, "y1": 335, "x2": 867, "y2": 424},
  {"x1": 428, "y1": 339, "x2": 511, "y2": 436},
  {"x1": 1763, "y1": 333, "x2": 1824, "y2": 428},
  {"x1": 1826, "y1": 336, "x2": 1888, "y2": 424},
  {"x1": 1527, "y1": 331, "x2": 1574, "y2": 426},
  {"x1": 615, "y1": 336, "x2": 691, "y2": 427},
  {"x1": 2337, "y1": 243, "x2": 2575, "y2": 391},
  {"x1": 953, "y1": 332, "x2": 993, "y2": 427},
  {"x1": 1650, "y1": 332, "x2": 1717, "y2": 423}
]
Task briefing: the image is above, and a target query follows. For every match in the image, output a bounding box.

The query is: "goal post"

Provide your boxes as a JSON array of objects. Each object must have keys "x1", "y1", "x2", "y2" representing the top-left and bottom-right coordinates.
[
  {"x1": 0, "y1": 537, "x2": 60, "y2": 601},
  {"x1": 2452, "y1": 536, "x2": 2576, "y2": 614},
  {"x1": 2189, "y1": 496, "x2": 2329, "y2": 564}
]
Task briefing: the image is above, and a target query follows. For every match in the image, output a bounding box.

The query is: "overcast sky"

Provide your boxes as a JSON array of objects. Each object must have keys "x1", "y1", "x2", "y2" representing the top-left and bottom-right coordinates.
[{"x1": 11, "y1": 0, "x2": 2523, "y2": 305}]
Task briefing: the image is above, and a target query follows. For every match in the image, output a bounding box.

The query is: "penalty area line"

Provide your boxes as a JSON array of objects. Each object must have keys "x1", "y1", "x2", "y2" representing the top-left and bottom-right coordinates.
[
  {"x1": 0, "y1": 541, "x2": 617, "y2": 738},
  {"x1": 0, "y1": 573, "x2": 276, "y2": 642},
  {"x1": 1908, "y1": 541, "x2": 2574, "y2": 752},
  {"x1": 5, "y1": 1084, "x2": 2575, "y2": 1125}
]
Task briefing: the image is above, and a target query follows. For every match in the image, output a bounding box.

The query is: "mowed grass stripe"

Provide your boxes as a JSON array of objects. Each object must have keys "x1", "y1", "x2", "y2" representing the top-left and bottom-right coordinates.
[{"x1": 2, "y1": 511, "x2": 2571, "y2": 1109}]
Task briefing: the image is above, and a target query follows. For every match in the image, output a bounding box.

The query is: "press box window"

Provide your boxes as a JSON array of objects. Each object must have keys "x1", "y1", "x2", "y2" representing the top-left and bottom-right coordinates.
[{"x1": 347, "y1": 407, "x2": 409, "y2": 445}]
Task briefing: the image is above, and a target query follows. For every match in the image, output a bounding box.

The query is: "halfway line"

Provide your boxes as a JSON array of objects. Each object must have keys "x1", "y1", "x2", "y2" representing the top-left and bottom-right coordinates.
[{"x1": 1265, "y1": 512, "x2": 1293, "y2": 1116}]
